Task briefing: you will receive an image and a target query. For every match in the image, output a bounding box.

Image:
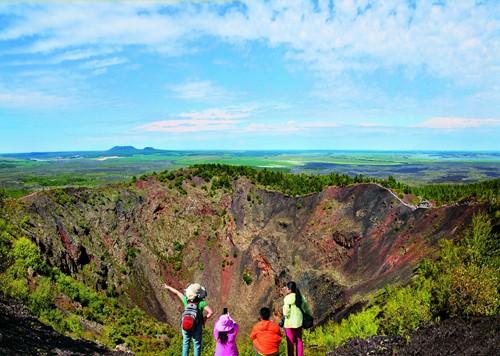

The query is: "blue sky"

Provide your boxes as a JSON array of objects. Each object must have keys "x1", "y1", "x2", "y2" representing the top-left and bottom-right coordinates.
[{"x1": 0, "y1": 0, "x2": 499, "y2": 152}]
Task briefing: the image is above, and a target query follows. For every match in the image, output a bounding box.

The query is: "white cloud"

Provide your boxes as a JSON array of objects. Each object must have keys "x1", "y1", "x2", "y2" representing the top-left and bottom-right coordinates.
[
  {"x1": 299, "y1": 121, "x2": 337, "y2": 128},
  {"x1": 137, "y1": 107, "x2": 252, "y2": 133},
  {"x1": 4, "y1": 47, "x2": 119, "y2": 67},
  {"x1": 0, "y1": 90, "x2": 71, "y2": 109},
  {"x1": 0, "y1": 1, "x2": 498, "y2": 84},
  {"x1": 138, "y1": 118, "x2": 237, "y2": 133},
  {"x1": 0, "y1": 3, "x2": 186, "y2": 52},
  {"x1": 357, "y1": 122, "x2": 384, "y2": 127},
  {"x1": 178, "y1": 107, "x2": 251, "y2": 120},
  {"x1": 167, "y1": 80, "x2": 232, "y2": 101},
  {"x1": 52, "y1": 47, "x2": 120, "y2": 63},
  {"x1": 0, "y1": 1, "x2": 498, "y2": 121},
  {"x1": 414, "y1": 117, "x2": 500, "y2": 129},
  {"x1": 245, "y1": 120, "x2": 337, "y2": 133},
  {"x1": 79, "y1": 57, "x2": 128, "y2": 75}
]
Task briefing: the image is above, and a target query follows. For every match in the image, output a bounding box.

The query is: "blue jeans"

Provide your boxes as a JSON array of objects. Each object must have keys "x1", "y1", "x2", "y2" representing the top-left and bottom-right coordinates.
[{"x1": 182, "y1": 323, "x2": 202, "y2": 356}]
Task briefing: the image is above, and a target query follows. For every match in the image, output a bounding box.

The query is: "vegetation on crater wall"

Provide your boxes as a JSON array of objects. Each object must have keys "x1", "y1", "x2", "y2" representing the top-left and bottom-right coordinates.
[{"x1": 305, "y1": 212, "x2": 499, "y2": 351}]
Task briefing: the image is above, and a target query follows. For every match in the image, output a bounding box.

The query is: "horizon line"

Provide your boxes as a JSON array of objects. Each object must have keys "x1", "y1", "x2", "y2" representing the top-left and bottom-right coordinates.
[{"x1": 1, "y1": 147, "x2": 500, "y2": 155}]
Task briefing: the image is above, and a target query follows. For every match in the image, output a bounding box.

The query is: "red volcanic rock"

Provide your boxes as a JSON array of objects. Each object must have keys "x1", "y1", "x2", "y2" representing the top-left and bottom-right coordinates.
[{"x1": 57, "y1": 221, "x2": 77, "y2": 260}]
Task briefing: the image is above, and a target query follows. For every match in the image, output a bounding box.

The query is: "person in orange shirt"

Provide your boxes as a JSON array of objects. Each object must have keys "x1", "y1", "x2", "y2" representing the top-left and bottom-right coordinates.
[{"x1": 250, "y1": 307, "x2": 282, "y2": 356}]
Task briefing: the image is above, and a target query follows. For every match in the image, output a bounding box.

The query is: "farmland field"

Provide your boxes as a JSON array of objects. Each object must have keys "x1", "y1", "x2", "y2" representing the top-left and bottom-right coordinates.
[{"x1": 0, "y1": 148, "x2": 499, "y2": 196}]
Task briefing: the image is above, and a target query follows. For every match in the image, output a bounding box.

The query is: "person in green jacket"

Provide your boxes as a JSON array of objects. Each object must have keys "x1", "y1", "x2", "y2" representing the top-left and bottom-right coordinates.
[
  {"x1": 163, "y1": 283, "x2": 213, "y2": 356},
  {"x1": 282, "y1": 281, "x2": 311, "y2": 356}
]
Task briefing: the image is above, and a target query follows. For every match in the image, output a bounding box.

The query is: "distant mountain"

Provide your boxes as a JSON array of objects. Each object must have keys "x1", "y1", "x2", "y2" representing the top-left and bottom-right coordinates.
[
  {"x1": 105, "y1": 146, "x2": 166, "y2": 156},
  {"x1": 107, "y1": 145, "x2": 137, "y2": 152}
]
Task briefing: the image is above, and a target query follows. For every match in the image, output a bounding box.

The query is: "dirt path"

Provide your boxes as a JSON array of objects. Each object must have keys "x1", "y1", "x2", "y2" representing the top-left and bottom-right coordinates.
[{"x1": 372, "y1": 183, "x2": 419, "y2": 210}]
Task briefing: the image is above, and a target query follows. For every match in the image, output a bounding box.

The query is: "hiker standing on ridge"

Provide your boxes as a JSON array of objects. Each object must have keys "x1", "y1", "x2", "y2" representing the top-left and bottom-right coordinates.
[
  {"x1": 282, "y1": 281, "x2": 312, "y2": 356},
  {"x1": 163, "y1": 283, "x2": 213, "y2": 356},
  {"x1": 213, "y1": 308, "x2": 239, "y2": 356}
]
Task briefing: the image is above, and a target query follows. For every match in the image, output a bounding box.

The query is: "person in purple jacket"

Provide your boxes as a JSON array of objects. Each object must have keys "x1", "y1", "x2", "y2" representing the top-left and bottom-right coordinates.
[{"x1": 213, "y1": 308, "x2": 239, "y2": 356}]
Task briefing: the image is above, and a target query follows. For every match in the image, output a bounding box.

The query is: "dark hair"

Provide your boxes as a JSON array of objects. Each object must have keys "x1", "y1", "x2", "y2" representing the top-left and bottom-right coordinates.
[
  {"x1": 218, "y1": 331, "x2": 228, "y2": 344},
  {"x1": 259, "y1": 307, "x2": 271, "y2": 320},
  {"x1": 287, "y1": 281, "x2": 303, "y2": 308}
]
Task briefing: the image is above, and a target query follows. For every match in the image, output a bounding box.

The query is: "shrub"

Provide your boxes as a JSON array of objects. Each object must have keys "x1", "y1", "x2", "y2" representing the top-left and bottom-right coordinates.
[
  {"x1": 0, "y1": 228, "x2": 12, "y2": 272},
  {"x1": 103, "y1": 307, "x2": 159, "y2": 347},
  {"x1": 380, "y1": 286, "x2": 432, "y2": 336},
  {"x1": 0, "y1": 218, "x2": 181, "y2": 354},
  {"x1": 305, "y1": 306, "x2": 380, "y2": 348},
  {"x1": 12, "y1": 237, "x2": 45, "y2": 273},
  {"x1": 173, "y1": 241, "x2": 184, "y2": 252},
  {"x1": 64, "y1": 313, "x2": 84, "y2": 336},
  {"x1": 332, "y1": 306, "x2": 380, "y2": 346},
  {"x1": 39, "y1": 309, "x2": 83, "y2": 338},
  {"x1": 39, "y1": 308, "x2": 65, "y2": 333},
  {"x1": 416, "y1": 213, "x2": 500, "y2": 319},
  {"x1": 202, "y1": 327, "x2": 216, "y2": 355},
  {"x1": 126, "y1": 246, "x2": 140, "y2": 267},
  {"x1": 56, "y1": 273, "x2": 82, "y2": 300},
  {"x1": 448, "y1": 264, "x2": 499, "y2": 316},
  {"x1": 174, "y1": 260, "x2": 182, "y2": 271},
  {"x1": 56, "y1": 272, "x2": 110, "y2": 323},
  {"x1": 5, "y1": 277, "x2": 30, "y2": 299},
  {"x1": 242, "y1": 271, "x2": 253, "y2": 285},
  {"x1": 464, "y1": 214, "x2": 499, "y2": 268},
  {"x1": 30, "y1": 276, "x2": 55, "y2": 315}
]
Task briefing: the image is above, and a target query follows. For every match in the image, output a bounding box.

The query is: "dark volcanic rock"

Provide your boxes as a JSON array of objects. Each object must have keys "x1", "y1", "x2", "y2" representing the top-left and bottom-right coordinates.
[
  {"x1": 0, "y1": 294, "x2": 120, "y2": 356},
  {"x1": 329, "y1": 316, "x2": 500, "y2": 356}
]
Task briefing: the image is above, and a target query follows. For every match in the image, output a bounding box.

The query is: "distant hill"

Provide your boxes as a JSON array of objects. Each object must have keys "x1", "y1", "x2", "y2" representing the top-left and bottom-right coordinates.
[{"x1": 105, "y1": 146, "x2": 165, "y2": 156}]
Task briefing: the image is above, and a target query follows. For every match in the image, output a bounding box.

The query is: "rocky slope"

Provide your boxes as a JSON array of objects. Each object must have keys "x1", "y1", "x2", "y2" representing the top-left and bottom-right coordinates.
[{"x1": 9, "y1": 175, "x2": 481, "y2": 331}]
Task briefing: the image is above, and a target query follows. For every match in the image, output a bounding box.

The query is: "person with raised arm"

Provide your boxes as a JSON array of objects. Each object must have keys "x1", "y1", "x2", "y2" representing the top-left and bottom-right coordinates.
[{"x1": 163, "y1": 282, "x2": 213, "y2": 356}]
